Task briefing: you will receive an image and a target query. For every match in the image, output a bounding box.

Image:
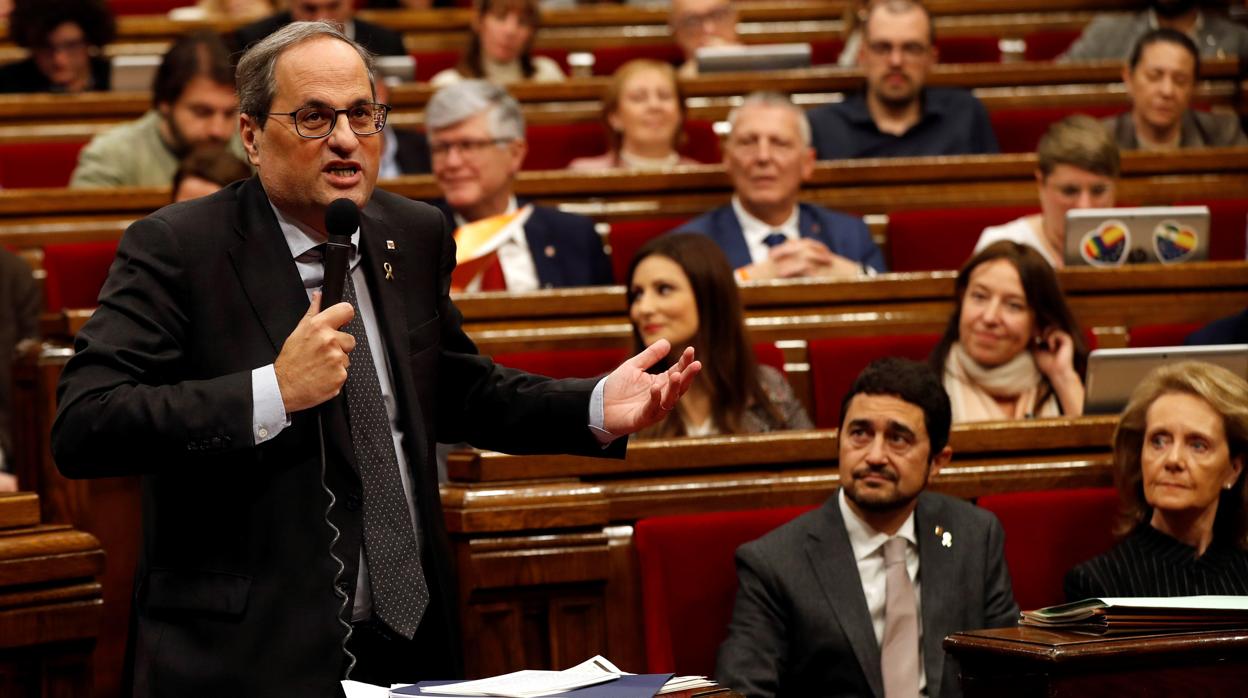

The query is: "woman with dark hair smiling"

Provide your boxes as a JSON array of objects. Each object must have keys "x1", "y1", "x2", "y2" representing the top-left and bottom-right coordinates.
[
  {"x1": 627, "y1": 233, "x2": 811, "y2": 438},
  {"x1": 431, "y1": 0, "x2": 564, "y2": 87},
  {"x1": 1066, "y1": 361, "x2": 1248, "y2": 599},
  {"x1": 930, "y1": 241, "x2": 1087, "y2": 422}
]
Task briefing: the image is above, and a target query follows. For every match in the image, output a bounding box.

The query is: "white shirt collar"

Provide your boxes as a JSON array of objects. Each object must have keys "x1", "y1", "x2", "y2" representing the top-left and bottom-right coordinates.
[
  {"x1": 270, "y1": 201, "x2": 360, "y2": 262},
  {"x1": 838, "y1": 488, "x2": 918, "y2": 562},
  {"x1": 732, "y1": 195, "x2": 799, "y2": 248}
]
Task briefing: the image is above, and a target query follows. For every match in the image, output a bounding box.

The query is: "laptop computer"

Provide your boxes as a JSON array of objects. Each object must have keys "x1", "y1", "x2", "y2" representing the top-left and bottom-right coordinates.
[
  {"x1": 110, "y1": 54, "x2": 162, "y2": 92},
  {"x1": 695, "y1": 43, "x2": 812, "y2": 73},
  {"x1": 1083, "y1": 344, "x2": 1248, "y2": 414},
  {"x1": 1064, "y1": 206, "x2": 1210, "y2": 267}
]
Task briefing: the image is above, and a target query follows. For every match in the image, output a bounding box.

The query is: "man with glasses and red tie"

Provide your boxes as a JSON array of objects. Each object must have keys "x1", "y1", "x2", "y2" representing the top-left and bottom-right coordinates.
[
  {"x1": 51, "y1": 21, "x2": 700, "y2": 697},
  {"x1": 425, "y1": 79, "x2": 613, "y2": 292},
  {"x1": 806, "y1": 0, "x2": 998, "y2": 160},
  {"x1": 715, "y1": 358, "x2": 1018, "y2": 698}
]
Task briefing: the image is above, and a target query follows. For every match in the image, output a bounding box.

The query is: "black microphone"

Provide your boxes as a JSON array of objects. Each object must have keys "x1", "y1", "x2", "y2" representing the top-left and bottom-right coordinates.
[{"x1": 321, "y1": 198, "x2": 358, "y2": 308}]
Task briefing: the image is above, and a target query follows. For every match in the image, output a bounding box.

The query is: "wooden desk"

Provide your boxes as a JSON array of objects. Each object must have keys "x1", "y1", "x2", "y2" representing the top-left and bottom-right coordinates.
[
  {"x1": 0, "y1": 492, "x2": 104, "y2": 697},
  {"x1": 944, "y1": 626, "x2": 1248, "y2": 697}
]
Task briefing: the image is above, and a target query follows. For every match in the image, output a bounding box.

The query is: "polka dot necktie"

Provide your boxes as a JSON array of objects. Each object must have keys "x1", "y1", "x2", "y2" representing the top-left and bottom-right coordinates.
[{"x1": 341, "y1": 271, "x2": 428, "y2": 639}]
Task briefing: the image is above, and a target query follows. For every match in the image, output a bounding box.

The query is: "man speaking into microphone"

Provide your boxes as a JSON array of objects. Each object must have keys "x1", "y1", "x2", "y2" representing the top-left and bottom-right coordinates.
[{"x1": 51, "y1": 21, "x2": 699, "y2": 697}]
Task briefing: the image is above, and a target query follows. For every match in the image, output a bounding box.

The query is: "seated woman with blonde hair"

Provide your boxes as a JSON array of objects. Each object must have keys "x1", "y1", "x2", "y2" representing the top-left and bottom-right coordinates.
[
  {"x1": 930, "y1": 241, "x2": 1087, "y2": 422},
  {"x1": 431, "y1": 0, "x2": 564, "y2": 87},
  {"x1": 628, "y1": 233, "x2": 811, "y2": 438},
  {"x1": 1066, "y1": 361, "x2": 1248, "y2": 599},
  {"x1": 569, "y1": 59, "x2": 699, "y2": 171}
]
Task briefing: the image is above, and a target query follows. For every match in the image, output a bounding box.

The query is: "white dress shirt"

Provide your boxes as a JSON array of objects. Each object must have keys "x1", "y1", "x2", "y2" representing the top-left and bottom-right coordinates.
[
  {"x1": 453, "y1": 196, "x2": 541, "y2": 292},
  {"x1": 838, "y1": 488, "x2": 927, "y2": 694},
  {"x1": 732, "y1": 196, "x2": 800, "y2": 266}
]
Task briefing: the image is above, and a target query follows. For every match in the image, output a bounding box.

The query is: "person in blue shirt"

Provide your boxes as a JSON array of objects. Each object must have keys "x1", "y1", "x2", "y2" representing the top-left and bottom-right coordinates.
[
  {"x1": 676, "y1": 92, "x2": 886, "y2": 282},
  {"x1": 806, "y1": 0, "x2": 998, "y2": 160}
]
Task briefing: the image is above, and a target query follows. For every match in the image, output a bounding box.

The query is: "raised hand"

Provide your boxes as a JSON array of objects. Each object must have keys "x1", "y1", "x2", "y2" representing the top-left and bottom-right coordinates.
[
  {"x1": 274, "y1": 292, "x2": 357, "y2": 413},
  {"x1": 601, "y1": 340, "x2": 702, "y2": 436}
]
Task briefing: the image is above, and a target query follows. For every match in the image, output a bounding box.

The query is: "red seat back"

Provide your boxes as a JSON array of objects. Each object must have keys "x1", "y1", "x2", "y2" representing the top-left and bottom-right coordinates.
[
  {"x1": 753, "y1": 342, "x2": 785, "y2": 374},
  {"x1": 1023, "y1": 30, "x2": 1082, "y2": 61},
  {"x1": 887, "y1": 206, "x2": 1036, "y2": 272},
  {"x1": 590, "y1": 45, "x2": 684, "y2": 76},
  {"x1": 607, "y1": 217, "x2": 690, "y2": 283},
  {"x1": 412, "y1": 51, "x2": 462, "y2": 82},
  {"x1": 1179, "y1": 199, "x2": 1248, "y2": 261},
  {"x1": 934, "y1": 36, "x2": 1002, "y2": 63},
  {"x1": 809, "y1": 38, "x2": 847, "y2": 66},
  {"x1": 1127, "y1": 322, "x2": 1204, "y2": 348},
  {"x1": 42, "y1": 241, "x2": 120, "y2": 311},
  {"x1": 491, "y1": 347, "x2": 630, "y2": 378},
  {"x1": 0, "y1": 140, "x2": 89, "y2": 189},
  {"x1": 808, "y1": 334, "x2": 942, "y2": 428},
  {"x1": 523, "y1": 122, "x2": 608, "y2": 170},
  {"x1": 108, "y1": 0, "x2": 193, "y2": 13},
  {"x1": 990, "y1": 105, "x2": 1124, "y2": 154},
  {"x1": 635, "y1": 505, "x2": 815, "y2": 674},
  {"x1": 977, "y1": 487, "x2": 1119, "y2": 609},
  {"x1": 679, "y1": 119, "x2": 721, "y2": 164}
]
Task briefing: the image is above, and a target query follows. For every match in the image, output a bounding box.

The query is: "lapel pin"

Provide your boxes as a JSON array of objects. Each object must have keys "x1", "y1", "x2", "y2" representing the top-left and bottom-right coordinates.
[
  {"x1": 544, "y1": 245, "x2": 557, "y2": 258},
  {"x1": 383, "y1": 262, "x2": 394, "y2": 280},
  {"x1": 935, "y1": 526, "x2": 953, "y2": 548},
  {"x1": 386, "y1": 240, "x2": 396, "y2": 250}
]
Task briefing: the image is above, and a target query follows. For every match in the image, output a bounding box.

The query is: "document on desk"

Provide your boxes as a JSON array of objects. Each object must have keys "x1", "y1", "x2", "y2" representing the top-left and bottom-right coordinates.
[{"x1": 395, "y1": 656, "x2": 622, "y2": 697}]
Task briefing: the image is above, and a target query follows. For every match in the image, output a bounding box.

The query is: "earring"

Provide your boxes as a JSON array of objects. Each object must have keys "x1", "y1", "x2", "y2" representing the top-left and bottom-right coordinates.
[{"x1": 1225, "y1": 482, "x2": 1235, "y2": 490}]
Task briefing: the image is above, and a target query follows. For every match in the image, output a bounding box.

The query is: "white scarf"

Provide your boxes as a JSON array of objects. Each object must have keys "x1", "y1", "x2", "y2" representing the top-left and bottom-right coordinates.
[{"x1": 944, "y1": 342, "x2": 1059, "y2": 422}]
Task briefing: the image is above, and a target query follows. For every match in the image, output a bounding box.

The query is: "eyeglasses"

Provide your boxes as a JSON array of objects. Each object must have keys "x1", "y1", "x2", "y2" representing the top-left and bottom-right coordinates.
[
  {"x1": 267, "y1": 102, "x2": 391, "y2": 139},
  {"x1": 35, "y1": 38, "x2": 88, "y2": 56},
  {"x1": 429, "y1": 137, "x2": 512, "y2": 159},
  {"x1": 865, "y1": 41, "x2": 931, "y2": 60}
]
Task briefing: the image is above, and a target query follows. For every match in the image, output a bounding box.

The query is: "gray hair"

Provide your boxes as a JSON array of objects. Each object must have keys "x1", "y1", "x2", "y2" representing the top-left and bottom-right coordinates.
[
  {"x1": 425, "y1": 79, "x2": 525, "y2": 141},
  {"x1": 236, "y1": 21, "x2": 376, "y2": 128},
  {"x1": 726, "y1": 91, "x2": 811, "y2": 146}
]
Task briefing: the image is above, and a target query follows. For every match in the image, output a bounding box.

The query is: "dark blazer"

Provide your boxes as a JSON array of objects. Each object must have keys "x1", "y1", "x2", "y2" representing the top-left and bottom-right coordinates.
[
  {"x1": 392, "y1": 127, "x2": 432, "y2": 175},
  {"x1": 1101, "y1": 110, "x2": 1248, "y2": 150},
  {"x1": 236, "y1": 13, "x2": 407, "y2": 56},
  {"x1": 50, "y1": 176, "x2": 623, "y2": 697},
  {"x1": 0, "y1": 248, "x2": 40, "y2": 467},
  {"x1": 676, "y1": 202, "x2": 887, "y2": 273},
  {"x1": 0, "y1": 55, "x2": 111, "y2": 93},
  {"x1": 1186, "y1": 308, "x2": 1248, "y2": 346},
  {"x1": 715, "y1": 492, "x2": 1019, "y2": 698},
  {"x1": 433, "y1": 201, "x2": 614, "y2": 288}
]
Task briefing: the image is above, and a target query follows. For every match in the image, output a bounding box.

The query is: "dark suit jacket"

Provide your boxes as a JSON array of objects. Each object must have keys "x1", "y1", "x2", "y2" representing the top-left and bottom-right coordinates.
[
  {"x1": 433, "y1": 201, "x2": 614, "y2": 288},
  {"x1": 50, "y1": 177, "x2": 623, "y2": 696},
  {"x1": 392, "y1": 127, "x2": 432, "y2": 175},
  {"x1": 676, "y1": 203, "x2": 887, "y2": 273},
  {"x1": 0, "y1": 248, "x2": 39, "y2": 467},
  {"x1": 236, "y1": 13, "x2": 407, "y2": 56},
  {"x1": 715, "y1": 492, "x2": 1019, "y2": 698}
]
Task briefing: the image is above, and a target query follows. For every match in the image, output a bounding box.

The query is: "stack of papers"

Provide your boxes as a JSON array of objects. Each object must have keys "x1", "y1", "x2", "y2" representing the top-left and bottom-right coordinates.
[
  {"x1": 1020, "y1": 595, "x2": 1248, "y2": 635},
  {"x1": 390, "y1": 657, "x2": 673, "y2": 698},
  {"x1": 656, "y1": 676, "x2": 717, "y2": 695}
]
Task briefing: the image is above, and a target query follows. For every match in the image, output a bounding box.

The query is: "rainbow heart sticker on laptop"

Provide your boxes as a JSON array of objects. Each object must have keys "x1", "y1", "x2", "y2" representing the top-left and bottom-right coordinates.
[
  {"x1": 1080, "y1": 220, "x2": 1129, "y2": 266},
  {"x1": 1152, "y1": 220, "x2": 1199, "y2": 263}
]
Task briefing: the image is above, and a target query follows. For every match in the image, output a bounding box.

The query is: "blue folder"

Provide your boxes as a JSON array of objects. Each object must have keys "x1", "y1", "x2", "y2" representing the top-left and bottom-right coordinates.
[{"x1": 392, "y1": 673, "x2": 674, "y2": 698}]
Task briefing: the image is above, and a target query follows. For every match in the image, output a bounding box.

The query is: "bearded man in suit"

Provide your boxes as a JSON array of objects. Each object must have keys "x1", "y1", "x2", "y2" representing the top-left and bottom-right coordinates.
[
  {"x1": 51, "y1": 21, "x2": 699, "y2": 697},
  {"x1": 716, "y1": 358, "x2": 1017, "y2": 698}
]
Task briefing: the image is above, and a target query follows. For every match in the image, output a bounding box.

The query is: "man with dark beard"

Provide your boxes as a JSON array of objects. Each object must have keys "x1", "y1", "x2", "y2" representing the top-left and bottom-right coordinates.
[
  {"x1": 70, "y1": 32, "x2": 246, "y2": 188},
  {"x1": 806, "y1": 0, "x2": 997, "y2": 160},
  {"x1": 715, "y1": 357, "x2": 1018, "y2": 698},
  {"x1": 1059, "y1": 0, "x2": 1248, "y2": 63}
]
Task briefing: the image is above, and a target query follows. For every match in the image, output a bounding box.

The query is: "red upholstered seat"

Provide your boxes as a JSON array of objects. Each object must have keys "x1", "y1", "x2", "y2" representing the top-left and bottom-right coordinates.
[
  {"x1": 977, "y1": 487, "x2": 1119, "y2": 610},
  {"x1": 605, "y1": 217, "x2": 689, "y2": 283},
  {"x1": 1127, "y1": 322, "x2": 1204, "y2": 348},
  {"x1": 934, "y1": 36, "x2": 1001, "y2": 63},
  {"x1": 491, "y1": 347, "x2": 630, "y2": 378},
  {"x1": 753, "y1": 342, "x2": 785, "y2": 374},
  {"x1": 886, "y1": 206, "x2": 1035, "y2": 272},
  {"x1": 807, "y1": 334, "x2": 941, "y2": 429},
  {"x1": 523, "y1": 122, "x2": 608, "y2": 170},
  {"x1": 108, "y1": 0, "x2": 193, "y2": 13},
  {"x1": 1179, "y1": 199, "x2": 1248, "y2": 260},
  {"x1": 0, "y1": 140, "x2": 89, "y2": 189},
  {"x1": 1022, "y1": 30, "x2": 1082, "y2": 61},
  {"x1": 41, "y1": 241, "x2": 120, "y2": 311},
  {"x1": 589, "y1": 45, "x2": 684, "y2": 76},
  {"x1": 635, "y1": 505, "x2": 815, "y2": 675},
  {"x1": 680, "y1": 119, "x2": 721, "y2": 164},
  {"x1": 809, "y1": 38, "x2": 847, "y2": 65},
  {"x1": 412, "y1": 51, "x2": 462, "y2": 82},
  {"x1": 990, "y1": 105, "x2": 1124, "y2": 154}
]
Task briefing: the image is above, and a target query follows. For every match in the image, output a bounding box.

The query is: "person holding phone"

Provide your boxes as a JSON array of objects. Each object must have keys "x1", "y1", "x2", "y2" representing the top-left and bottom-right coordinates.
[{"x1": 928, "y1": 241, "x2": 1087, "y2": 422}]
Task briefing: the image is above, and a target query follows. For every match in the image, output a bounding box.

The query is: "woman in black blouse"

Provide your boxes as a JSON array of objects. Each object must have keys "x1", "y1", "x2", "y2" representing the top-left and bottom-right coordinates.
[{"x1": 1065, "y1": 361, "x2": 1248, "y2": 599}]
